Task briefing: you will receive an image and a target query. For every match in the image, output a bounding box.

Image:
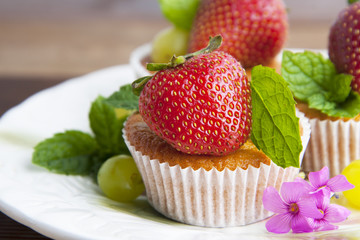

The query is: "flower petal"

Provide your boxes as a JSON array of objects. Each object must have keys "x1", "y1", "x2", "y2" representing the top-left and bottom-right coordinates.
[
  {"x1": 298, "y1": 196, "x2": 324, "y2": 219},
  {"x1": 294, "y1": 177, "x2": 315, "y2": 192},
  {"x1": 263, "y1": 186, "x2": 288, "y2": 214},
  {"x1": 280, "y1": 182, "x2": 308, "y2": 204},
  {"x1": 325, "y1": 204, "x2": 351, "y2": 223},
  {"x1": 307, "y1": 217, "x2": 326, "y2": 230},
  {"x1": 327, "y1": 175, "x2": 355, "y2": 192},
  {"x1": 291, "y1": 214, "x2": 313, "y2": 233},
  {"x1": 265, "y1": 213, "x2": 292, "y2": 234},
  {"x1": 308, "y1": 166, "x2": 329, "y2": 189},
  {"x1": 312, "y1": 190, "x2": 330, "y2": 211}
]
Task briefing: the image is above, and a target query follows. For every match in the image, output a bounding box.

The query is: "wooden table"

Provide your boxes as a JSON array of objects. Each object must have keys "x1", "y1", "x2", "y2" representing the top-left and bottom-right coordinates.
[{"x1": 0, "y1": 0, "x2": 337, "y2": 238}]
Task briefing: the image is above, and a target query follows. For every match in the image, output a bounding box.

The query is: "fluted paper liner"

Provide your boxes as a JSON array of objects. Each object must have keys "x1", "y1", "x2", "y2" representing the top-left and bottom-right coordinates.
[
  {"x1": 123, "y1": 112, "x2": 310, "y2": 227},
  {"x1": 302, "y1": 118, "x2": 360, "y2": 177}
]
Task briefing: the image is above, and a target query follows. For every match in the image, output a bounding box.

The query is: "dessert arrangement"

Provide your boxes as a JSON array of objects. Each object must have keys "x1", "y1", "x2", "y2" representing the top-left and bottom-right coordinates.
[{"x1": 30, "y1": 0, "x2": 360, "y2": 235}]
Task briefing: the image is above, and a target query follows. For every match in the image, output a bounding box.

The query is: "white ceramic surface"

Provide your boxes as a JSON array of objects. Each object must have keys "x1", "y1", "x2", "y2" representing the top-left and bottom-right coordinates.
[{"x1": 0, "y1": 65, "x2": 359, "y2": 240}]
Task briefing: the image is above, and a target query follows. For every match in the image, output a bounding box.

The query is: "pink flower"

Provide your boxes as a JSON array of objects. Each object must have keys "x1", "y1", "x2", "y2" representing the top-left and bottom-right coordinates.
[
  {"x1": 263, "y1": 182, "x2": 323, "y2": 233},
  {"x1": 263, "y1": 167, "x2": 354, "y2": 234},
  {"x1": 308, "y1": 191, "x2": 351, "y2": 232},
  {"x1": 296, "y1": 166, "x2": 354, "y2": 195}
]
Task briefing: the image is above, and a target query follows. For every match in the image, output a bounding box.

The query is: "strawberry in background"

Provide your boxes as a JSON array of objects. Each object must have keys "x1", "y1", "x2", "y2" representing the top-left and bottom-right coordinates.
[
  {"x1": 329, "y1": 0, "x2": 360, "y2": 93},
  {"x1": 188, "y1": 0, "x2": 288, "y2": 69}
]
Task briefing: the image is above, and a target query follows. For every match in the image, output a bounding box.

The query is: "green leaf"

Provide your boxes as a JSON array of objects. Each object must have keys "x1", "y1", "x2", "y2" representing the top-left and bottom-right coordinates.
[
  {"x1": 327, "y1": 73, "x2": 353, "y2": 103},
  {"x1": 281, "y1": 50, "x2": 359, "y2": 118},
  {"x1": 349, "y1": 0, "x2": 359, "y2": 5},
  {"x1": 105, "y1": 84, "x2": 139, "y2": 110},
  {"x1": 310, "y1": 91, "x2": 360, "y2": 118},
  {"x1": 32, "y1": 84, "x2": 140, "y2": 178},
  {"x1": 89, "y1": 96, "x2": 132, "y2": 156},
  {"x1": 250, "y1": 66, "x2": 302, "y2": 168},
  {"x1": 32, "y1": 130, "x2": 98, "y2": 175},
  {"x1": 281, "y1": 50, "x2": 336, "y2": 100}
]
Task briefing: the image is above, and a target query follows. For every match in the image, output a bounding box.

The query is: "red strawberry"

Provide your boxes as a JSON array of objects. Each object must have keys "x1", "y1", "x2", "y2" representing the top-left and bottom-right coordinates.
[
  {"x1": 134, "y1": 36, "x2": 252, "y2": 156},
  {"x1": 329, "y1": 2, "x2": 360, "y2": 93},
  {"x1": 188, "y1": 0, "x2": 288, "y2": 68}
]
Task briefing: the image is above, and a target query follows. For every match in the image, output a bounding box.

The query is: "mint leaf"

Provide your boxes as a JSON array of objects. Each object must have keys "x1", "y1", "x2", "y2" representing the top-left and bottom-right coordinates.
[
  {"x1": 250, "y1": 65, "x2": 302, "y2": 168},
  {"x1": 90, "y1": 84, "x2": 139, "y2": 156},
  {"x1": 32, "y1": 84, "x2": 140, "y2": 178},
  {"x1": 281, "y1": 51, "x2": 336, "y2": 100},
  {"x1": 89, "y1": 96, "x2": 132, "y2": 156},
  {"x1": 105, "y1": 84, "x2": 139, "y2": 110},
  {"x1": 281, "y1": 50, "x2": 358, "y2": 118},
  {"x1": 308, "y1": 94, "x2": 336, "y2": 111},
  {"x1": 327, "y1": 73, "x2": 353, "y2": 103},
  {"x1": 311, "y1": 91, "x2": 360, "y2": 118},
  {"x1": 32, "y1": 130, "x2": 98, "y2": 175}
]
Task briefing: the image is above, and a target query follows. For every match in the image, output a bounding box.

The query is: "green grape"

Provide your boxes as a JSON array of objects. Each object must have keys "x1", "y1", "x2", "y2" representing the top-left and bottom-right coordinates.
[
  {"x1": 342, "y1": 159, "x2": 360, "y2": 208},
  {"x1": 158, "y1": 0, "x2": 199, "y2": 30},
  {"x1": 97, "y1": 155, "x2": 144, "y2": 202},
  {"x1": 151, "y1": 27, "x2": 189, "y2": 63},
  {"x1": 114, "y1": 108, "x2": 133, "y2": 120}
]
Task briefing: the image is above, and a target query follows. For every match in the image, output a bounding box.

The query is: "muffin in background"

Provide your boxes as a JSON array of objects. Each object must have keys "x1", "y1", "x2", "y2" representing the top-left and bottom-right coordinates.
[{"x1": 297, "y1": 102, "x2": 360, "y2": 177}]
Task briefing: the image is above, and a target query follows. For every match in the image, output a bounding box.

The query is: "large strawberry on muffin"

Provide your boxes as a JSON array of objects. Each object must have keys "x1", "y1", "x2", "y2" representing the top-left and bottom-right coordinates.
[
  {"x1": 188, "y1": 0, "x2": 288, "y2": 68},
  {"x1": 133, "y1": 36, "x2": 252, "y2": 155}
]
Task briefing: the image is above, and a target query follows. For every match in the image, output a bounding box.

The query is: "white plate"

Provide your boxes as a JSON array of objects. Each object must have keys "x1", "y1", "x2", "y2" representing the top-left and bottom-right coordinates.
[{"x1": 0, "y1": 64, "x2": 359, "y2": 240}]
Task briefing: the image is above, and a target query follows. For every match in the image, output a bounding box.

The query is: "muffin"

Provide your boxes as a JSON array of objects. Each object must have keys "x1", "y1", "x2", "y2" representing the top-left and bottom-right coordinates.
[
  {"x1": 125, "y1": 26, "x2": 307, "y2": 226},
  {"x1": 124, "y1": 45, "x2": 310, "y2": 226},
  {"x1": 123, "y1": 111, "x2": 310, "y2": 227},
  {"x1": 297, "y1": 101, "x2": 360, "y2": 177}
]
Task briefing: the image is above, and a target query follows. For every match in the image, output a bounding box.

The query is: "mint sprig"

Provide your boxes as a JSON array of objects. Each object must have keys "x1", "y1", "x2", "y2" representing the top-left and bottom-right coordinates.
[
  {"x1": 105, "y1": 84, "x2": 140, "y2": 110},
  {"x1": 32, "y1": 131, "x2": 99, "y2": 175},
  {"x1": 89, "y1": 96, "x2": 132, "y2": 156},
  {"x1": 32, "y1": 84, "x2": 138, "y2": 177},
  {"x1": 281, "y1": 50, "x2": 360, "y2": 118},
  {"x1": 251, "y1": 66, "x2": 302, "y2": 168}
]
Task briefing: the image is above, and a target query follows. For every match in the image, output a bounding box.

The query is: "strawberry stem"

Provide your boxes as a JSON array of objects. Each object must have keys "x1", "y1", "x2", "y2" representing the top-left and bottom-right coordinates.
[
  {"x1": 184, "y1": 35, "x2": 223, "y2": 59},
  {"x1": 132, "y1": 76, "x2": 152, "y2": 96},
  {"x1": 147, "y1": 55, "x2": 186, "y2": 71},
  {"x1": 132, "y1": 35, "x2": 223, "y2": 96},
  {"x1": 146, "y1": 35, "x2": 223, "y2": 71}
]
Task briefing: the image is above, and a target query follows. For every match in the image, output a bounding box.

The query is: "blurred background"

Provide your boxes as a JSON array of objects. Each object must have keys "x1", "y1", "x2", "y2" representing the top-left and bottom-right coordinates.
[
  {"x1": 0, "y1": 0, "x2": 347, "y2": 79},
  {"x1": 0, "y1": 0, "x2": 349, "y2": 238}
]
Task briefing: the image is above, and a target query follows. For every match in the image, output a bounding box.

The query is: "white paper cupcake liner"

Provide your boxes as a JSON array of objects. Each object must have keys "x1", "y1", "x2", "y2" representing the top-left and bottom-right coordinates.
[
  {"x1": 123, "y1": 112, "x2": 310, "y2": 227},
  {"x1": 302, "y1": 118, "x2": 360, "y2": 177}
]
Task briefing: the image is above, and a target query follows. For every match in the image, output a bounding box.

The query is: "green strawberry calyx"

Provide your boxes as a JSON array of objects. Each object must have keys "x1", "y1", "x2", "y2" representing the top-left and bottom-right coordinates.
[
  {"x1": 147, "y1": 35, "x2": 222, "y2": 71},
  {"x1": 132, "y1": 35, "x2": 222, "y2": 96}
]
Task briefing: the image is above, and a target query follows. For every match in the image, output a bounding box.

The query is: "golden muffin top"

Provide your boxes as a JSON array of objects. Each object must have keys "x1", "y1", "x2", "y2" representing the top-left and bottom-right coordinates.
[{"x1": 124, "y1": 113, "x2": 271, "y2": 171}]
